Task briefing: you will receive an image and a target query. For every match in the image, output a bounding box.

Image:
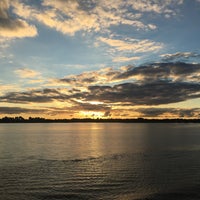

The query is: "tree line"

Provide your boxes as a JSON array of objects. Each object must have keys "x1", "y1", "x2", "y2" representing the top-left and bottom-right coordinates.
[{"x1": 0, "y1": 116, "x2": 200, "y2": 123}]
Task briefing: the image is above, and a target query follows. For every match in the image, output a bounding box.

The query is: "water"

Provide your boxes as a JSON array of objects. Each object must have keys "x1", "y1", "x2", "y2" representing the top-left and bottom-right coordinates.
[{"x1": 0, "y1": 123, "x2": 200, "y2": 200}]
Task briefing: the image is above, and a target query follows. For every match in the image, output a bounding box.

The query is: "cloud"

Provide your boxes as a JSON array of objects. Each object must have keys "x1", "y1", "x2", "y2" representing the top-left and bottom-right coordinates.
[
  {"x1": 129, "y1": 0, "x2": 183, "y2": 16},
  {"x1": 112, "y1": 56, "x2": 141, "y2": 63},
  {"x1": 0, "y1": 0, "x2": 37, "y2": 38},
  {"x1": 160, "y1": 52, "x2": 200, "y2": 62},
  {"x1": 82, "y1": 81, "x2": 200, "y2": 105},
  {"x1": 0, "y1": 88, "x2": 69, "y2": 103},
  {"x1": 98, "y1": 37, "x2": 163, "y2": 53},
  {"x1": 64, "y1": 62, "x2": 200, "y2": 106},
  {"x1": 55, "y1": 62, "x2": 200, "y2": 87},
  {"x1": 1, "y1": 106, "x2": 199, "y2": 119},
  {"x1": 0, "y1": 18, "x2": 37, "y2": 38},
  {"x1": 1, "y1": 62, "x2": 200, "y2": 108},
  {"x1": 0, "y1": 0, "x2": 186, "y2": 39},
  {"x1": 0, "y1": 101, "x2": 111, "y2": 117},
  {"x1": 71, "y1": 101, "x2": 111, "y2": 113},
  {"x1": 14, "y1": 68, "x2": 45, "y2": 85},
  {"x1": 15, "y1": 68, "x2": 41, "y2": 79},
  {"x1": 44, "y1": 62, "x2": 200, "y2": 107},
  {"x1": 0, "y1": 37, "x2": 11, "y2": 48},
  {"x1": 114, "y1": 62, "x2": 200, "y2": 83},
  {"x1": 0, "y1": 83, "x2": 20, "y2": 95},
  {"x1": 51, "y1": 67, "x2": 121, "y2": 86},
  {"x1": 0, "y1": 106, "x2": 45, "y2": 114},
  {"x1": 11, "y1": 0, "x2": 158, "y2": 37},
  {"x1": 37, "y1": 0, "x2": 99, "y2": 36},
  {"x1": 137, "y1": 107, "x2": 200, "y2": 118}
]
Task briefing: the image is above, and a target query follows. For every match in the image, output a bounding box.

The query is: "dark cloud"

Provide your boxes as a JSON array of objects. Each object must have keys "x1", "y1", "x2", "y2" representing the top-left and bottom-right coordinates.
[
  {"x1": 0, "y1": 18, "x2": 25, "y2": 30},
  {"x1": 0, "y1": 89, "x2": 68, "y2": 103},
  {"x1": 55, "y1": 68, "x2": 120, "y2": 86},
  {"x1": 56, "y1": 62, "x2": 200, "y2": 86},
  {"x1": 59, "y1": 76, "x2": 97, "y2": 85},
  {"x1": 0, "y1": 0, "x2": 9, "y2": 18},
  {"x1": 137, "y1": 108, "x2": 173, "y2": 117},
  {"x1": 161, "y1": 52, "x2": 200, "y2": 62},
  {"x1": 77, "y1": 0, "x2": 97, "y2": 11},
  {"x1": 137, "y1": 107, "x2": 200, "y2": 118},
  {"x1": 0, "y1": 107, "x2": 45, "y2": 114},
  {"x1": 104, "y1": 110, "x2": 111, "y2": 117},
  {"x1": 1, "y1": 78, "x2": 200, "y2": 107},
  {"x1": 81, "y1": 81, "x2": 200, "y2": 105},
  {"x1": 72, "y1": 102, "x2": 111, "y2": 111},
  {"x1": 0, "y1": 0, "x2": 37, "y2": 38},
  {"x1": 1, "y1": 62, "x2": 200, "y2": 107},
  {"x1": 114, "y1": 62, "x2": 200, "y2": 82}
]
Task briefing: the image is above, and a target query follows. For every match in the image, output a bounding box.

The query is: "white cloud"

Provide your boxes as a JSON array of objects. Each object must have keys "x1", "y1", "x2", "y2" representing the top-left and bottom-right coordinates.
[
  {"x1": 10, "y1": 0, "x2": 158, "y2": 36},
  {"x1": 1, "y1": 0, "x2": 186, "y2": 38},
  {"x1": 98, "y1": 37, "x2": 163, "y2": 53},
  {"x1": 129, "y1": 0, "x2": 183, "y2": 15}
]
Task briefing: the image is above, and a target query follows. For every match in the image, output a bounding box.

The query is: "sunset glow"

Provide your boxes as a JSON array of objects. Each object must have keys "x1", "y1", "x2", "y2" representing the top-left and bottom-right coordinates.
[{"x1": 80, "y1": 111, "x2": 105, "y2": 119}]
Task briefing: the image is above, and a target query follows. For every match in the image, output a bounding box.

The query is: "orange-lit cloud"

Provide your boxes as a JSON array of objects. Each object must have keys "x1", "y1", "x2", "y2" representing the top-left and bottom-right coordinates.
[
  {"x1": 112, "y1": 56, "x2": 141, "y2": 63},
  {"x1": 0, "y1": 83, "x2": 20, "y2": 95},
  {"x1": 15, "y1": 68, "x2": 41, "y2": 79}
]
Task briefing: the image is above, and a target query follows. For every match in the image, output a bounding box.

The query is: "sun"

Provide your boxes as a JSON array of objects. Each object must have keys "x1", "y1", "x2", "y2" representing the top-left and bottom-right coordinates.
[{"x1": 89, "y1": 101, "x2": 104, "y2": 105}]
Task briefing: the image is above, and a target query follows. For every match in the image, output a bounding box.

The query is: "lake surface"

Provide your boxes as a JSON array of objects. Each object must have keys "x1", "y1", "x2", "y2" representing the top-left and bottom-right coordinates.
[{"x1": 1, "y1": 123, "x2": 200, "y2": 200}]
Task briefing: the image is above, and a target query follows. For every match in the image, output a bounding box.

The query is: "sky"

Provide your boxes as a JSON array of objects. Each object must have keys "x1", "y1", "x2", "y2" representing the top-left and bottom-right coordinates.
[{"x1": 0, "y1": 0, "x2": 200, "y2": 119}]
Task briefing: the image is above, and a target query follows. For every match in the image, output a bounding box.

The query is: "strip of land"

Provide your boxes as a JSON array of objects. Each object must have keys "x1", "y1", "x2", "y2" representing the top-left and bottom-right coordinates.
[{"x1": 0, "y1": 116, "x2": 200, "y2": 123}]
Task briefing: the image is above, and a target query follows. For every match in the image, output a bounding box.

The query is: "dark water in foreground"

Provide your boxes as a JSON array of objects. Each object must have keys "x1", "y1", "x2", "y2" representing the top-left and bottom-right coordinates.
[{"x1": 0, "y1": 123, "x2": 200, "y2": 200}]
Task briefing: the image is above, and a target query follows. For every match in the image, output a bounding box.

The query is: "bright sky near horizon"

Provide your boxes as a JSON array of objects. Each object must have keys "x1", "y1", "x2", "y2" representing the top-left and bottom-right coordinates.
[{"x1": 0, "y1": 0, "x2": 200, "y2": 119}]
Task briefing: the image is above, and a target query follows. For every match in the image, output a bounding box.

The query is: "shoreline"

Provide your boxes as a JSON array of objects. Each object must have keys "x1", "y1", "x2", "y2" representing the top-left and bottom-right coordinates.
[{"x1": 0, "y1": 118, "x2": 200, "y2": 123}]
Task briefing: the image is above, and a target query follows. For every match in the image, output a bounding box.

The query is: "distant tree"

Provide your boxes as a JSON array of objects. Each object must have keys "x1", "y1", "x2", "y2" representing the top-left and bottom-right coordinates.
[{"x1": 15, "y1": 116, "x2": 25, "y2": 122}]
